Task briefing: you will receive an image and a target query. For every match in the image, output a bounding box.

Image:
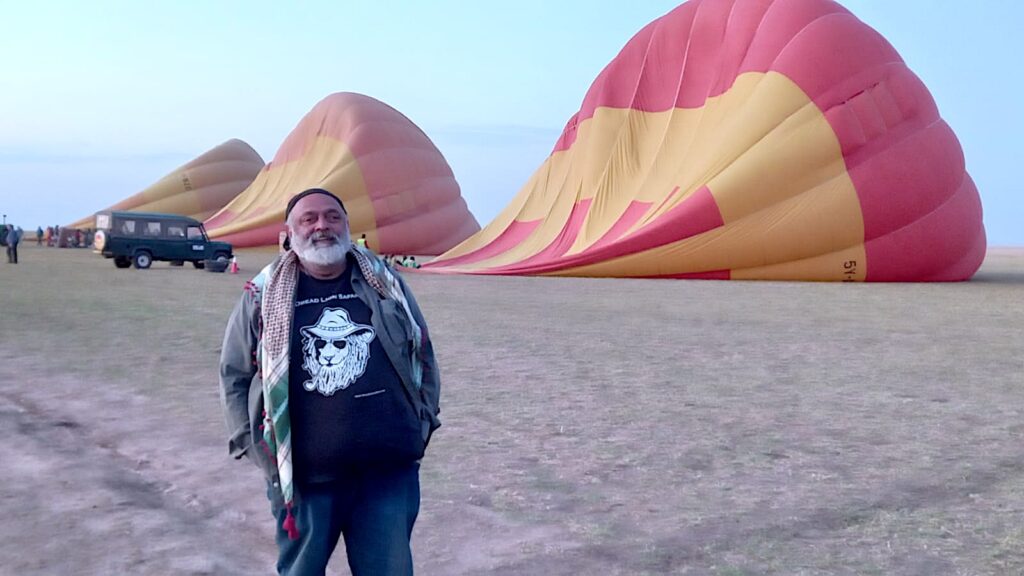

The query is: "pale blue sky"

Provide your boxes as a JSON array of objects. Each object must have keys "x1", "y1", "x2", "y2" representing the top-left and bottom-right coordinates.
[{"x1": 0, "y1": 1, "x2": 1020, "y2": 245}]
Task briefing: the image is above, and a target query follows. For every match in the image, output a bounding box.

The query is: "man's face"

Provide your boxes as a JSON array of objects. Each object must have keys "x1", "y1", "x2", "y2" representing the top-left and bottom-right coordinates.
[{"x1": 287, "y1": 193, "x2": 351, "y2": 266}]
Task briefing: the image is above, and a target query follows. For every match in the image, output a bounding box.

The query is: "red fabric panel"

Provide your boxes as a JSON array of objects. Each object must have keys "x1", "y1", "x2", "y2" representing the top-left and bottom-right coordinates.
[
  {"x1": 495, "y1": 186, "x2": 724, "y2": 275},
  {"x1": 423, "y1": 219, "x2": 543, "y2": 268},
  {"x1": 589, "y1": 199, "x2": 655, "y2": 250},
  {"x1": 487, "y1": 199, "x2": 593, "y2": 271},
  {"x1": 864, "y1": 174, "x2": 985, "y2": 281}
]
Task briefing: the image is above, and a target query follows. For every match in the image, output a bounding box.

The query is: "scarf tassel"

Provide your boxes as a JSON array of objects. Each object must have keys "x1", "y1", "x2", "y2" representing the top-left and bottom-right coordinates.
[{"x1": 283, "y1": 503, "x2": 300, "y2": 541}]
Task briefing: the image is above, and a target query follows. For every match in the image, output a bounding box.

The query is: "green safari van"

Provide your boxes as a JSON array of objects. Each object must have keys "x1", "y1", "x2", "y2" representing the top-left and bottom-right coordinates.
[{"x1": 93, "y1": 211, "x2": 233, "y2": 270}]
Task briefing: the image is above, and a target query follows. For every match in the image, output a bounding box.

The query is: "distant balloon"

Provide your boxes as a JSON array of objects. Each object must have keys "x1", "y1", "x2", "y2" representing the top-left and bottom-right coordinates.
[
  {"x1": 204, "y1": 92, "x2": 480, "y2": 255},
  {"x1": 426, "y1": 0, "x2": 985, "y2": 281},
  {"x1": 68, "y1": 139, "x2": 264, "y2": 229}
]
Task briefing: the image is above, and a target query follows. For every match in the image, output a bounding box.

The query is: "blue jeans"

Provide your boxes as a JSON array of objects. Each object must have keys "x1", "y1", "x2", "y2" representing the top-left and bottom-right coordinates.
[{"x1": 272, "y1": 462, "x2": 420, "y2": 576}]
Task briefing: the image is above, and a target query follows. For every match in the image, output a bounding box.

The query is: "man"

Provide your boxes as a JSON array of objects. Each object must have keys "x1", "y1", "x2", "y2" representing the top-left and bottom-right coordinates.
[
  {"x1": 219, "y1": 188, "x2": 441, "y2": 575},
  {"x1": 6, "y1": 225, "x2": 19, "y2": 263}
]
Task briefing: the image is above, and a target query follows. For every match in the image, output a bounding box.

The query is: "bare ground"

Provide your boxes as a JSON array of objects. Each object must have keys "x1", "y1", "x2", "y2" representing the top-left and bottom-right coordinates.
[{"x1": 0, "y1": 244, "x2": 1022, "y2": 575}]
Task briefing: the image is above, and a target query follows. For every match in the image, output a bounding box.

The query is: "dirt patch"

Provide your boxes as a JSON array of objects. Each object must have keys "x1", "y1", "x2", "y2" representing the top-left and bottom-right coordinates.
[
  {"x1": 1, "y1": 245, "x2": 1022, "y2": 574},
  {"x1": 0, "y1": 385, "x2": 266, "y2": 575}
]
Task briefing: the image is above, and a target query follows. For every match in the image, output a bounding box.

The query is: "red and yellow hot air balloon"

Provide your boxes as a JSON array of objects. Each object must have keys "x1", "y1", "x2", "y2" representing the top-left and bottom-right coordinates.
[
  {"x1": 426, "y1": 0, "x2": 985, "y2": 281},
  {"x1": 67, "y1": 139, "x2": 264, "y2": 229},
  {"x1": 205, "y1": 92, "x2": 480, "y2": 255}
]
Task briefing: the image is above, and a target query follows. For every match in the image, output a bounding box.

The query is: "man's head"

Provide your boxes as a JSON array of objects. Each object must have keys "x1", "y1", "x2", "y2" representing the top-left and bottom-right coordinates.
[{"x1": 285, "y1": 188, "x2": 351, "y2": 267}]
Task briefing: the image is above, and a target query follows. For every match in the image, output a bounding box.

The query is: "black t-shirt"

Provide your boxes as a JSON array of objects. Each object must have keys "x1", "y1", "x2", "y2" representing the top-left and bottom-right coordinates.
[{"x1": 289, "y1": 264, "x2": 423, "y2": 483}]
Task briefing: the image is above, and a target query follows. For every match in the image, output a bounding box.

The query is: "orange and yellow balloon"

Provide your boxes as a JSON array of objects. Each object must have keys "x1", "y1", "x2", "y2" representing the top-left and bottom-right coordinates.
[{"x1": 205, "y1": 93, "x2": 480, "y2": 255}]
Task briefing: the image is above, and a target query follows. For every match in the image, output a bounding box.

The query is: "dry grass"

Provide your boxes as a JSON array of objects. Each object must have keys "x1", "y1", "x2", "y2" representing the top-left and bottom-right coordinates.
[{"x1": 1, "y1": 244, "x2": 1022, "y2": 575}]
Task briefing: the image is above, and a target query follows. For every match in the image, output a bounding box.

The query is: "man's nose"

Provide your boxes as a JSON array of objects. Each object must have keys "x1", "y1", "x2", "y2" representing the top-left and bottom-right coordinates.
[{"x1": 313, "y1": 215, "x2": 332, "y2": 230}]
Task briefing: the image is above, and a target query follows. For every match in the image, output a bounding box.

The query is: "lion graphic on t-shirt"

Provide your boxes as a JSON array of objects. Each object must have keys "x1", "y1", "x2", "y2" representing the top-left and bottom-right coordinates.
[{"x1": 299, "y1": 308, "x2": 375, "y2": 396}]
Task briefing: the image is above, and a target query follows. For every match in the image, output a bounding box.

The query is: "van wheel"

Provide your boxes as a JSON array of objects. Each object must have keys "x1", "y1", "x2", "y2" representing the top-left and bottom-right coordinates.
[
  {"x1": 214, "y1": 252, "x2": 229, "y2": 263},
  {"x1": 193, "y1": 260, "x2": 205, "y2": 269},
  {"x1": 170, "y1": 260, "x2": 184, "y2": 267},
  {"x1": 114, "y1": 257, "x2": 131, "y2": 269},
  {"x1": 134, "y1": 252, "x2": 152, "y2": 269}
]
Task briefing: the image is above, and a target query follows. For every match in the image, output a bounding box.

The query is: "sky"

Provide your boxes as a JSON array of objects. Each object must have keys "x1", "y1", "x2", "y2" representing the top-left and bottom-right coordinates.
[{"x1": 0, "y1": 0, "x2": 1021, "y2": 245}]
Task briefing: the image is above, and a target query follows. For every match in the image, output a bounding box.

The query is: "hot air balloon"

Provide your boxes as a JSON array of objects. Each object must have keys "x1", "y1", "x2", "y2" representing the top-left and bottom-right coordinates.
[
  {"x1": 425, "y1": 0, "x2": 985, "y2": 281},
  {"x1": 204, "y1": 93, "x2": 480, "y2": 255},
  {"x1": 67, "y1": 139, "x2": 264, "y2": 229}
]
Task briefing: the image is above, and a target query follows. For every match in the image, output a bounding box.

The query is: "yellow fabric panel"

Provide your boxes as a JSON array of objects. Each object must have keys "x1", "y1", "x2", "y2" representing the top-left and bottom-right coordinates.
[
  {"x1": 566, "y1": 107, "x2": 671, "y2": 255},
  {"x1": 731, "y1": 244, "x2": 867, "y2": 281},
  {"x1": 517, "y1": 141, "x2": 577, "y2": 223},
  {"x1": 127, "y1": 190, "x2": 206, "y2": 216},
  {"x1": 707, "y1": 99, "x2": 851, "y2": 223},
  {"x1": 549, "y1": 168, "x2": 863, "y2": 278},
  {"x1": 566, "y1": 72, "x2": 835, "y2": 255}
]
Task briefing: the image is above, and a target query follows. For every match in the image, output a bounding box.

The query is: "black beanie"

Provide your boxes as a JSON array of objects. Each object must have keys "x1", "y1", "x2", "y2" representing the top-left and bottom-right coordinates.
[{"x1": 285, "y1": 188, "x2": 346, "y2": 220}]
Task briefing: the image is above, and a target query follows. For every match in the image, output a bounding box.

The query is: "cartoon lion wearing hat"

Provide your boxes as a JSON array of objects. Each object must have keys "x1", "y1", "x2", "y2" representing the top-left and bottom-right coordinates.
[{"x1": 299, "y1": 308, "x2": 376, "y2": 396}]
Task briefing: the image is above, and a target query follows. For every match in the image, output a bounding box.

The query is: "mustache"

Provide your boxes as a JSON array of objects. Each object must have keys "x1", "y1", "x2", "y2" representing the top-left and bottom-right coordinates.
[
  {"x1": 311, "y1": 231, "x2": 339, "y2": 242},
  {"x1": 298, "y1": 231, "x2": 343, "y2": 244}
]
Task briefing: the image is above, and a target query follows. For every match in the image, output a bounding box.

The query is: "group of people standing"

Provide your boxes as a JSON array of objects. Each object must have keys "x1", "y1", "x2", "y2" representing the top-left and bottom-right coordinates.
[
  {"x1": 40, "y1": 225, "x2": 91, "y2": 248},
  {"x1": 1, "y1": 222, "x2": 96, "y2": 264},
  {"x1": 385, "y1": 254, "x2": 421, "y2": 269},
  {"x1": 354, "y1": 232, "x2": 422, "y2": 269}
]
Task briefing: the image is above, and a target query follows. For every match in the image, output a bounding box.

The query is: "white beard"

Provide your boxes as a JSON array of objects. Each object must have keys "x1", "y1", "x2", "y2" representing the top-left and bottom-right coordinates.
[
  {"x1": 292, "y1": 233, "x2": 351, "y2": 266},
  {"x1": 305, "y1": 361, "x2": 356, "y2": 395}
]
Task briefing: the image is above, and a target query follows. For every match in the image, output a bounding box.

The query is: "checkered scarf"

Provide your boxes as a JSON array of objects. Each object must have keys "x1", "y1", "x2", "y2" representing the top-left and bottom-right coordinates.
[{"x1": 258, "y1": 245, "x2": 422, "y2": 539}]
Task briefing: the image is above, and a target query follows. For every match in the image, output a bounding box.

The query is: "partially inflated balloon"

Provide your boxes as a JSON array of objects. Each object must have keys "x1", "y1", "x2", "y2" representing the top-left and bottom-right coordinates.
[
  {"x1": 205, "y1": 93, "x2": 479, "y2": 255},
  {"x1": 426, "y1": 0, "x2": 985, "y2": 281},
  {"x1": 67, "y1": 139, "x2": 264, "y2": 229}
]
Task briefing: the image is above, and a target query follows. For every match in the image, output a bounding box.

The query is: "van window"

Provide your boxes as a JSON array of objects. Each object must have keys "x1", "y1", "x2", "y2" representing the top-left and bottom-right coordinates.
[
  {"x1": 120, "y1": 220, "x2": 137, "y2": 235},
  {"x1": 167, "y1": 225, "x2": 186, "y2": 238},
  {"x1": 96, "y1": 214, "x2": 110, "y2": 229},
  {"x1": 144, "y1": 222, "x2": 162, "y2": 236},
  {"x1": 187, "y1": 226, "x2": 203, "y2": 240}
]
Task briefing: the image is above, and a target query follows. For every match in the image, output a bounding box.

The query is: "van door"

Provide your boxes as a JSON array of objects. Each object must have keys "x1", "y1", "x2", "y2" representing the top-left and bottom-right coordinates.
[
  {"x1": 165, "y1": 222, "x2": 192, "y2": 261},
  {"x1": 185, "y1": 225, "x2": 208, "y2": 260}
]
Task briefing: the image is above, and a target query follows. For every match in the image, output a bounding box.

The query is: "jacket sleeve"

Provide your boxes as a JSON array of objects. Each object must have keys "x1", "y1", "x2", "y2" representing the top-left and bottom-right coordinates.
[
  {"x1": 398, "y1": 275, "x2": 441, "y2": 426},
  {"x1": 219, "y1": 287, "x2": 259, "y2": 460}
]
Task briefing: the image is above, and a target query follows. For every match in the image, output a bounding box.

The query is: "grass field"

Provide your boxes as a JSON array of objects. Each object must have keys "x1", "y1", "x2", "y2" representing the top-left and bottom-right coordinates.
[{"x1": 1, "y1": 244, "x2": 1022, "y2": 575}]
